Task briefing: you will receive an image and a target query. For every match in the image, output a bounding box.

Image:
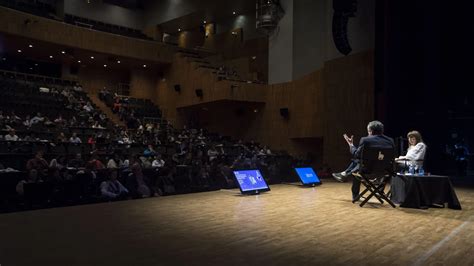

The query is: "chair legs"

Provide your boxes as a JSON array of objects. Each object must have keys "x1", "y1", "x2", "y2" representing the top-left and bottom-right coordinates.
[
  {"x1": 360, "y1": 181, "x2": 396, "y2": 208},
  {"x1": 353, "y1": 184, "x2": 384, "y2": 204},
  {"x1": 353, "y1": 175, "x2": 396, "y2": 208}
]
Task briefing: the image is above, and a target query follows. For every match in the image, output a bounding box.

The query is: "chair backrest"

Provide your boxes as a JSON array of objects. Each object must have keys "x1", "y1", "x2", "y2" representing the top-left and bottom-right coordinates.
[{"x1": 360, "y1": 146, "x2": 395, "y2": 176}]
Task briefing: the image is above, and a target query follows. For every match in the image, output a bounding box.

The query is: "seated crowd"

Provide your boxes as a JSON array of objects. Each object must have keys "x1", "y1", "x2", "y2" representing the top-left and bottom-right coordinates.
[{"x1": 0, "y1": 76, "x2": 301, "y2": 212}]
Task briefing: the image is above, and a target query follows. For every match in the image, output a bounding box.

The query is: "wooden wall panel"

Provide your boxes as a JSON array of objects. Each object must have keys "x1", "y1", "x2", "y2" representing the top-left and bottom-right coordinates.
[
  {"x1": 0, "y1": 7, "x2": 173, "y2": 63},
  {"x1": 322, "y1": 51, "x2": 375, "y2": 170},
  {"x1": 203, "y1": 30, "x2": 268, "y2": 82},
  {"x1": 129, "y1": 68, "x2": 158, "y2": 100},
  {"x1": 157, "y1": 55, "x2": 266, "y2": 109},
  {"x1": 77, "y1": 66, "x2": 130, "y2": 95},
  {"x1": 177, "y1": 31, "x2": 205, "y2": 49}
]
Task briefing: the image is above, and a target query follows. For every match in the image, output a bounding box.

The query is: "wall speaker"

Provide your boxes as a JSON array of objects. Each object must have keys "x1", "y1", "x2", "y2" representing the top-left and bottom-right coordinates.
[
  {"x1": 195, "y1": 89, "x2": 203, "y2": 97},
  {"x1": 174, "y1": 84, "x2": 181, "y2": 92},
  {"x1": 280, "y1": 108, "x2": 289, "y2": 118},
  {"x1": 332, "y1": 0, "x2": 357, "y2": 55}
]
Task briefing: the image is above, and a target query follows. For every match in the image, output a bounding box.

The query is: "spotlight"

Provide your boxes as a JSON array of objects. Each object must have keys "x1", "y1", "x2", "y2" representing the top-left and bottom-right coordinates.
[
  {"x1": 77, "y1": 60, "x2": 81, "y2": 63},
  {"x1": 90, "y1": 56, "x2": 94, "y2": 59},
  {"x1": 103, "y1": 64, "x2": 107, "y2": 67},
  {"x1": 203, "y1": 20, "x2": 206, "y2": 24},
  {"x1": 233, "y1": 11, "x2": 236, "y2": 15},
  {"x1": 178, "y1": 28, "x2": 181, "y2": 32},
  {"x1": 28, "y1": 44, "x2": 33, "y2": 48},
  {"x1": 49, "y1": 55, "x2": 53, "y2": 59},
  {"x1": 117, "y1": 60, "x2": 121, "y2": 64},
  {"x1": 61, "y1": 51, "x2": 65, "y2": 54},
  {"x1": 17, "y1": 49, "x2": 22, "y2": 53},
  {"x1": 143, "y1": 64, "x2": 147, "y2": 68}
]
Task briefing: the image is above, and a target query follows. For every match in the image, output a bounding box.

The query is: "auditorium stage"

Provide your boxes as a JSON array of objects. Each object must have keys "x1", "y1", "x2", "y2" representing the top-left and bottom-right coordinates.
[{"x1": 1, "y1": 182, "x2": 473, "y2": 265}]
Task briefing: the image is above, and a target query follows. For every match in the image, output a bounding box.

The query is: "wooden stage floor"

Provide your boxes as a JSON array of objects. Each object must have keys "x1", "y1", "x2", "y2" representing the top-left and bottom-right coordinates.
[{"x1": 0, "y1": 181, "x2": 473, "y2": 265}]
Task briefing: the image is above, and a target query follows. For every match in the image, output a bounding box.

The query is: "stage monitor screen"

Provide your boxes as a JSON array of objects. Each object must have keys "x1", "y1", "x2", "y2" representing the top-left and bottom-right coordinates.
[
  {"x1": 294, "y1": 167, "x2": 321, "y2": 186},
  {"x1": 233, "y1": 169, "x2": 270, "y2": 194}
]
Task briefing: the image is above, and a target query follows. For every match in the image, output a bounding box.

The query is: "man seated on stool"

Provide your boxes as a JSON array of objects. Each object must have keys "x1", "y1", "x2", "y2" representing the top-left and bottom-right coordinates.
[{"x1": 332, "y1": 121, "x2": 395, "y2": 201}]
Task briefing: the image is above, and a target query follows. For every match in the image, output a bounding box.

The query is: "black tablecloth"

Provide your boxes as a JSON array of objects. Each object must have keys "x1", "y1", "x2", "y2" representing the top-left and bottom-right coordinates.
[{"x1": 390, "y1": 174, "x2": 462, "y2": 210}]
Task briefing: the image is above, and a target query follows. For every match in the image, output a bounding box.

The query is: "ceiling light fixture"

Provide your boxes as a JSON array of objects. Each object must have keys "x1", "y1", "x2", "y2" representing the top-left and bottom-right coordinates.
[
  {"x1": 143, "y1": 64, "x2": 147, "y2": 68},
  {"x1": 103, "y1": 64, "x2": 107, "y2": 67},
  {"x1": 117, "y1": 60, "x2": 121, "y2": 64},
  {"x1": 49, "y1": 55, "x2": 53, "y2": 58},
  {"x1": 233, "y1": 11, "x2": 236, "y2": 15},
  {"x1": 77, "y1": 60, "x2": 81, "y2": 63},
  {"x1": 28, "y1": 44, "x2": 33, "y2": 48},
  {"x1": 178, "y1": 28, "x2": 181, "y2": 32},
  {"x1": 90, "y1": 56, "x2": 94, "y2": 59},
  {"x1": 61, "y1": 51, "x2": 65, "y2": 54},
  {"x1": 203, "y1": 20, "x2": 206, "y2": 24},
  {"x1": 17, "y1": 49, "x2": 22, "y2": 53}
]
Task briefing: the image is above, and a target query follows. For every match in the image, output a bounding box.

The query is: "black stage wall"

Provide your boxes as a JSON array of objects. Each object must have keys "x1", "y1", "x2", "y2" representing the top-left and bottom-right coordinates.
[{"x1": 375, "y1": 0, "x2": 465, "y2": 174}]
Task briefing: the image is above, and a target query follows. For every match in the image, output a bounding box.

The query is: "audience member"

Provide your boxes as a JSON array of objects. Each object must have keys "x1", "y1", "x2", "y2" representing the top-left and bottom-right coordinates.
[
  {"x1": 69, "y1": 133, "x2": 82, "y2": 144},
  {"x1": 26, "y1": 151, "x2": 49, "y2": 177},
  {"x1": 4, "y1": 129, "x2": 19, "y2": 141}
]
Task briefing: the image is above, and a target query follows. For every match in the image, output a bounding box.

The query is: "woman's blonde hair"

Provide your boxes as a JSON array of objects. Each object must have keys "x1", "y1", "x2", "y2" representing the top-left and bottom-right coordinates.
[{"x1": 407, "y1": 130, "x2": 423, "y2": 144}]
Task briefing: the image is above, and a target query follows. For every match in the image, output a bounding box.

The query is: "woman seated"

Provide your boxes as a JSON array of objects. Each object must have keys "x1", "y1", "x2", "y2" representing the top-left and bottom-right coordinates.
[{"x1": 395, "y1": 130, "x2": 427, "y2": 172}]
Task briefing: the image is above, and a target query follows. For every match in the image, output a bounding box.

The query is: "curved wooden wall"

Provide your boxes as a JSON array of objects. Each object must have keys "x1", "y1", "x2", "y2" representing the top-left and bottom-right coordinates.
[{"x1": 154, "y1": 51, "x2": 374, "y2": 170}]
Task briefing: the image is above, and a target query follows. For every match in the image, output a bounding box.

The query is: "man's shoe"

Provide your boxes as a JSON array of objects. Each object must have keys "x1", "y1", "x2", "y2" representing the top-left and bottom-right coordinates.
[
  {"x1": 332, "y1": 172, "x2": 346, "y2": 182},
  {"x1": 352, "y1": 196, "x2": 366, "y2": 202}
]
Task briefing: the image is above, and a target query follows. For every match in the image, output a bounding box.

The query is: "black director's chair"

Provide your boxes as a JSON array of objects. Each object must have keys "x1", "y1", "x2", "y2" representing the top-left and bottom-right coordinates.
[{"x1": 352, "y1": 146, "x2": 396, "y2": 208}]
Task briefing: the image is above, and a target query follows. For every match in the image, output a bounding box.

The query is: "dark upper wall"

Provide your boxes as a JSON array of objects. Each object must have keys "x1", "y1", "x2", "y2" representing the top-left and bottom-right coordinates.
[
  {"x1": 292, "y1": 0, "x2": 375, "y2": 80},
  {"x1": 292, "y1": 0, "x2": 326, "y2": 80},
  {"x1": 216, "y1": 12, "x2": 262, "y2": 41},
  {"x1": 143, "y1": 1, "x2": 200, "y2": 27},
  {"x1": 268, "y1": 0, "x2": 375, "y2": 84},
  {"x1": 143, "y1": 0, "x2": 261, "y2": 41},
  {"x1": 64, "y1": 0, "x2": 145, "y2": 29}
]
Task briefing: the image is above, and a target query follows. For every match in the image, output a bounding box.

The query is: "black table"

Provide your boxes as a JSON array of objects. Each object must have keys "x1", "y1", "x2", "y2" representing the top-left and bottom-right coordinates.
[{"x1": 390, "y1": 174, "x2": 462, "y2": 210}]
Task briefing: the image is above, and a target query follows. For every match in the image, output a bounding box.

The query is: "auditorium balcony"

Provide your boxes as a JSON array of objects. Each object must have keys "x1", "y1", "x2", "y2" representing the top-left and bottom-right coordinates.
[{"x1": 0, "y1": 6, "x2": 174, "y2": 64}]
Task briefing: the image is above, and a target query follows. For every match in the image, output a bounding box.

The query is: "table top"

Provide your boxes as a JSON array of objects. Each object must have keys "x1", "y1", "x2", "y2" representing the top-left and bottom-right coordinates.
[{"x1": 396, "y1": 173, "x2": 448, "y2": 178}]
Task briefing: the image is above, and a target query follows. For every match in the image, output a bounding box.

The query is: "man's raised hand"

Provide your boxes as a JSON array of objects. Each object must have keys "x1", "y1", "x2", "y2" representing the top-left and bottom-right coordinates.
[{"x1": 343, "y1": 134, "x2": 354, "y2": 146}]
